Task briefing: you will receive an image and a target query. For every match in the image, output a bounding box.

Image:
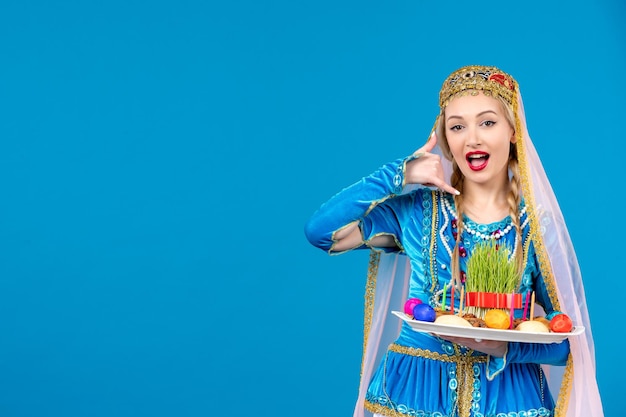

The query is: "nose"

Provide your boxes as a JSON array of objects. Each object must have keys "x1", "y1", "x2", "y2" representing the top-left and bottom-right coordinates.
[{"x1": 466, "y1": 126, "x2": 481, "y2": 147}]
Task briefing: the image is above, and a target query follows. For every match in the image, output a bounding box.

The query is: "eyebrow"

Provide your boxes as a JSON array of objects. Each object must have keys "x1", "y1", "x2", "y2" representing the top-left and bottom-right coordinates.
[{"x1": 446, "y1": 110, "x2": 498, "y2": 123}]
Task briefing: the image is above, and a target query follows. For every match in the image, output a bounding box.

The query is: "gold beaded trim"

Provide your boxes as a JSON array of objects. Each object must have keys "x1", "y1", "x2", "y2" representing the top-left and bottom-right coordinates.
[
  {"x1": 439, "y1": 65, "x2": 516, "y2": 108},
  {"x1": 555, "y1": 353, "x2": 574, "y2": 417},
  {"x1": 388, "y1": 343, "x2": 484, "y2": 417},
  {"x1": 364, "y1": 399, "x2": 402, "y2": 416},
  {"x1": 360, "y1": 250, "x2": 380, "y2": 378},
  {"x1": 388, "y1": 343, "x2": 486, "y2": 363}
]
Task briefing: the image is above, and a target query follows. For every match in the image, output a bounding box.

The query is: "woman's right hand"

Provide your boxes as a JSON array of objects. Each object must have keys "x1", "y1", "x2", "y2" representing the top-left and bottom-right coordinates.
[{"x1": 405, "y1": 133, "x2": 459, "y2": 195}]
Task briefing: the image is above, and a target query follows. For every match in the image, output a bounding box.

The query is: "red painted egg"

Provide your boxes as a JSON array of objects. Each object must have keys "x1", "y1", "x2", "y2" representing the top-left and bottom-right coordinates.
[{"x1": 550, "y1": 314, "x2": 573, "y2": 333}]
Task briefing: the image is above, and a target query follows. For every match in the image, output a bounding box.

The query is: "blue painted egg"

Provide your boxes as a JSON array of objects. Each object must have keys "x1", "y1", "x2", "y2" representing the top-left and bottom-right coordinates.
[{"x1": 413, "y1": 303, "x2": 436, "y2": 322}]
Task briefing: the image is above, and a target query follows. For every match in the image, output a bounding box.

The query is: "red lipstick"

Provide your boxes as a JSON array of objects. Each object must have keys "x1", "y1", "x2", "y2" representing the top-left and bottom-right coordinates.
[{"x1": 466, "y1": 151, "x2": 489, "y2": 171}]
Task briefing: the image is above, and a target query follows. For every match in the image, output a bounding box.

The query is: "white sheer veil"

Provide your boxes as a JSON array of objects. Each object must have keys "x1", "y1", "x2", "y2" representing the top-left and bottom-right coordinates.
[{"x1": 353, "y1": 74, "x2": 603, "y2": 417}]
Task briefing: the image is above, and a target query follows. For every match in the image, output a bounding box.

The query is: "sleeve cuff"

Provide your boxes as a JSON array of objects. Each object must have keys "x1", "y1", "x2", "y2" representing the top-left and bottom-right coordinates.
[
  {"x1": 486, "y1": 343, "x2": 510, "y2": 380},
  {"x1": 397, "y1": 152, "x2": 422, "y2": 192}
]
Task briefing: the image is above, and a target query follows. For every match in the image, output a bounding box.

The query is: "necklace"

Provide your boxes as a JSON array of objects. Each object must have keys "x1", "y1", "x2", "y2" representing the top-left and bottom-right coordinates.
[
  {"x1": 439, "y1": 193, "x2": 530, "y2": 269},
  {"x1": 442, "y1": 197, "x2": 528, "y2": 241}
]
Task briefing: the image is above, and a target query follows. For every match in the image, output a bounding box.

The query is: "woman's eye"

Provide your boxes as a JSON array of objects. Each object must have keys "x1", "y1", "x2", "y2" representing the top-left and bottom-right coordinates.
[
  {"x1": 482, "y1": 120, "x2": 496, "y2": 127},
  {"x1": 450, "y1": 125, "x2": 462, "y2": 131}
]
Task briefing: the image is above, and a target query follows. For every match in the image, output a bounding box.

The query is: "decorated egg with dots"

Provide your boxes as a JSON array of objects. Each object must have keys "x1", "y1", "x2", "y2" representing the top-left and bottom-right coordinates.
[
  {"x1": 413, "y1": 304, "x2": 436, "y2": 322},
  {"x1": 404, "y1": 298, "x2": 423, "y2": 315}
]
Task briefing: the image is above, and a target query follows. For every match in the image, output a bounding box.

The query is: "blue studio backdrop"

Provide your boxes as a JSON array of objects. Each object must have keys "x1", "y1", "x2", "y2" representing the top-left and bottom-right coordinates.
[{"x1": 0, "y1": 1, "x2": 623, "y2": 416}]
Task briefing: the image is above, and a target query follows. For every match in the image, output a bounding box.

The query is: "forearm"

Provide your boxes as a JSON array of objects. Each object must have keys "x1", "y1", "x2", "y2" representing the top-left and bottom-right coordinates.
[
  {"x1": 507, "y1": 339, "x2": 570, "y2": 366},
  {"x1": 486, "y1": 339, "x2": 570, "y2": 380}
]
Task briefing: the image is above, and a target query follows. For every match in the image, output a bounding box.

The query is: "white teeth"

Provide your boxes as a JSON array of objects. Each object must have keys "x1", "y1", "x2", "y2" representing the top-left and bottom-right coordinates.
[{"x1": 468, "y1": 154, "x2": 487, "y2": 159}]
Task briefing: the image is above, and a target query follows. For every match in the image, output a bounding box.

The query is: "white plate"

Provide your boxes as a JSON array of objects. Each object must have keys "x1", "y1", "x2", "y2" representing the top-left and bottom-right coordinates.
[{"x1": 392, "y1": 311, "x2": 585, "y2": 343}]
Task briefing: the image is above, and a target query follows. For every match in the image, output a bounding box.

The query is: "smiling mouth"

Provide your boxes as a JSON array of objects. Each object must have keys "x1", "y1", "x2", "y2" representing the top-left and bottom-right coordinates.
[{"x1": 466, "y1": 153, "x2": 489, "y2": 171}]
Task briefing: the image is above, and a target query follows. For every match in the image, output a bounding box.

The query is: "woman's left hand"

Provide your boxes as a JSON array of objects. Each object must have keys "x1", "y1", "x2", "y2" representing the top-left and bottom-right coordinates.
[{"x1": 436, "y1": 334, "x2": 508, "y2": 357}]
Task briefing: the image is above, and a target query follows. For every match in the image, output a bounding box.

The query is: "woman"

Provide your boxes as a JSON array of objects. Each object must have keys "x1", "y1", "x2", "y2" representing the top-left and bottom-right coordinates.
[{"x1": 304, "y1": 65, "x2": 603, "y2": 417}]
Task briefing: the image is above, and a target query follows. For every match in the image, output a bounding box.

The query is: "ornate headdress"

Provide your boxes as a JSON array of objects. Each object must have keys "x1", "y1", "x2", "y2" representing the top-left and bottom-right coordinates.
[{"x1": 438, "y1": 65, "x2": 516, "y2": 108}]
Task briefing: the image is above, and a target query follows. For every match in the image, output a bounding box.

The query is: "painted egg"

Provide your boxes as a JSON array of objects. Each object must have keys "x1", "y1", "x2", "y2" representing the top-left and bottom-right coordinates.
[
  {"x1": 404, "y1": 298, "x2": 423, "y2": 315},
  {"x1": 550, "y1": 314, "x2": 573, "y2": 333},
  {"x1": 413, "y1": 303, "x2": 436, "y2": 322}
]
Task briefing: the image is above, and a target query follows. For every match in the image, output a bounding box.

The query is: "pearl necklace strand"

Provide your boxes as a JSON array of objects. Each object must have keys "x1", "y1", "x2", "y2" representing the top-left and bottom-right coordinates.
[
  {"x1": 440, "y1": 194, "x2": 530, "y2": 264},
  {"x1": 443, "y1": 198, "x2": 527, "y2": 239},
  {"x1": 442, "y1": 197, "x2": 528, "y2": 240}
]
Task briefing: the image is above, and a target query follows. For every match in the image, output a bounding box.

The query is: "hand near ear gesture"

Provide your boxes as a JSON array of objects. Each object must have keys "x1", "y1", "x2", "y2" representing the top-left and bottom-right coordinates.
[{"x1": 405, "y1": 133, "x2": 459, "y2": 195}]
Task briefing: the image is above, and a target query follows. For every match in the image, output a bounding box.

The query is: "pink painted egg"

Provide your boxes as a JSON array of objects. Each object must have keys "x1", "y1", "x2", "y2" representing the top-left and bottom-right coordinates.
[{"x1": 404, "y1": 298, "x2": 423, "y2": 315}]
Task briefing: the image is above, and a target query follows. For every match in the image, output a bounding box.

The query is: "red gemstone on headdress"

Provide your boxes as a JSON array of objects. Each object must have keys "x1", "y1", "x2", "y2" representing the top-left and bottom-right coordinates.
[
  {"x1": 452, "y1": 219, "x2": 457, "y2": 229},
  {"x1": 488, "y1": 73, "x2": 514, "y2": 91},
  {"x1": 460, "y1": 271, "x2": 466, "y2": 283},
  {"x1": 459, "y1": 246, "x2": 467, "y2": 257}
]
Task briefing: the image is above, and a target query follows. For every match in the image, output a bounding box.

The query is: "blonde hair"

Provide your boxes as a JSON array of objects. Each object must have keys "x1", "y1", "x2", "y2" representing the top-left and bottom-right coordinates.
[{"x1": 435, "y1": 92, "x2": 523, "y2": 286}]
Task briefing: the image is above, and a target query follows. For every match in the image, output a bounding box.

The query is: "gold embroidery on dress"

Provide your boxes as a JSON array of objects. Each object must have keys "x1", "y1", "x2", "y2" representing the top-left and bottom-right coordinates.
[
  {"x1": 360, "y1": 250, "x2": 380, "y2": 378},
  {"x1": 386, "y1": 343, "x2": 486, "y2": 417},
  {"x1": 555, "y1": 353, "x2": 574, "y2": 417},
  {"x1": 364, "y1": 400, "x2": 412, "y2": 417}
]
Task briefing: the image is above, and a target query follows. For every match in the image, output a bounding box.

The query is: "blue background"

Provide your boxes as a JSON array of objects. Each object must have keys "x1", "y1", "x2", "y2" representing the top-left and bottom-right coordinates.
[{"x1": 0, "y1": 1, "x2": 623, "y2": 416}]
